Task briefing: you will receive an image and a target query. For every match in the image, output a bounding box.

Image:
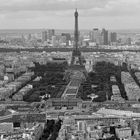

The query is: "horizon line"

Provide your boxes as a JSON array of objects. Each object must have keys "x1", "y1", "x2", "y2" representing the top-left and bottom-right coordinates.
[{"x1": 0, "y1": 28, "x2": 140, "y2": 31}]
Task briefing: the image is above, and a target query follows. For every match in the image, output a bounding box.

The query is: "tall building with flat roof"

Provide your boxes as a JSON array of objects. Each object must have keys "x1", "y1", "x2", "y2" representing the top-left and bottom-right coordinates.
[
  {"x1": 42, "y1": 31, "x2": 47, "y2": 42},
  {"x1": 48, "y1": 29, "x2": 55, "y2": 40},
  {"x1": 52, "y1": 36, "x2": 57, "y2": 47},
  {"x1": 61, "y1": 33, "x2": 71, "y2": 46},
  {"x1": 90, "y1": 28, "x2": 102, "y2": 45},
  {"x1": 101, "y1": 28, "x2": 108, "y2": 45},
  {"x1": 59, "y1": 36, "x2": 67, "y2": 46},
  {"x1": 110, "y1": 32, "x2": 117, "y2": 43}
]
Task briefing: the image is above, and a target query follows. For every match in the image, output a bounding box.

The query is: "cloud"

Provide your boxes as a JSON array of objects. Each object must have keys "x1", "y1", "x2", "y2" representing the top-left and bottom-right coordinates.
[
  {"x1": 0, "y1": 0, "x2": 112, "y2": 12},
  {"x1": 0, "y1": 0, "x2": 140, "y2": 29},
  {"x1": 80, "y1": 0, "x2": 140, "y2": 17},
  {"x1": 0, "y1": 0, "x2": 140, "y2": 18}
]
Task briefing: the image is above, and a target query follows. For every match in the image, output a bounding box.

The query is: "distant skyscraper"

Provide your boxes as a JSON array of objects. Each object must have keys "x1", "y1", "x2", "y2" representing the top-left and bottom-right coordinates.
[
  {"x1": 28, "y1": 34, "x2": 32, "y2": 41},
  {"x1": 60, "y1": 36, "x2": 67, "y2": 46},
  {"x1": 101, "y1": 28, "x2": 108, "y2": 45},
  {"x1": 48, "y1": 29, "x2": 55, "y2": 40},
  {"x1": 126, "y1": 38, "x2": 132, "y2": 45},
  {"x1": 90, "y1": 28, "x2": 102, "y2": 45},
  {"x1": 110, "y1": 32, "x2": 117, "y2": 43},
  {"x1": 42, "y1": 31, "x2": 47, "y2": 42},
  {"x1": 21, "y1": 34, "x2": 25, "y2": 42},
  {"x1": 61, "y1": 33, "x2": 71, "y2": 46},
  {"x1": 52, "y1": 36, "x2": 57, "y2": 47},
  {"x1": 77, "y1": 121, "x2": 86, "y2": 131}
]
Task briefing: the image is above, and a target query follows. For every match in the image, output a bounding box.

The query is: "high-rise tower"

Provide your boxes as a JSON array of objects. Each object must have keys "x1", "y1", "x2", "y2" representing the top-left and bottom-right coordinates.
[{"x1": 71, "y1": 9, "x2": 83, "y2": 65}]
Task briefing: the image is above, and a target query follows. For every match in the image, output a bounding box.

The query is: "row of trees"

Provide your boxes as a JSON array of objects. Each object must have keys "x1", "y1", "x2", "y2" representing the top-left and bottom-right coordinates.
[
  {"x1": 0, "y1": 40, "x2": 8, "y2": 44},
  {"x1": 40, "y1": 119, "x2": 62, "y2": 140},
  {"x1": 79, "y1": 61, "x2": 128, "y2": 102},
  {"x1": 23, "y1": 62, "x2": 68, "y2": 102},
  {"x1": 32, "y1": 61, "x2": 68, "y2": 76}
]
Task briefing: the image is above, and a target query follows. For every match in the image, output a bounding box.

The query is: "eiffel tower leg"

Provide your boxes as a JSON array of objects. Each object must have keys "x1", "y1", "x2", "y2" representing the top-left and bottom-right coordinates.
[
  {"x1": 71, "y1": 55, "x2": 75, "y2": 65},
  {"x1": 79, "y1": 56, "x2": 82, "y2": 66}
]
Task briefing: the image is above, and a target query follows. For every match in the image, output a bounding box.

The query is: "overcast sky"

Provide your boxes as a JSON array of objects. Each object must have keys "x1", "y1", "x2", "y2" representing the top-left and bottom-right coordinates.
[{"x1": 0, "y1": 0, "x2": 140, "y2": 29}]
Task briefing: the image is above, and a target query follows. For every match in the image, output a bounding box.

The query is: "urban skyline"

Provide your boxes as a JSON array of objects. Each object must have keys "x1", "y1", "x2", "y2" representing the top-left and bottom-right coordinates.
[
  {"x1": 0, "y1": 5, "x2": 140, "y2": 140},
  {"x1": 0, "y1": 0, "x2": 140, "y2": 29}
]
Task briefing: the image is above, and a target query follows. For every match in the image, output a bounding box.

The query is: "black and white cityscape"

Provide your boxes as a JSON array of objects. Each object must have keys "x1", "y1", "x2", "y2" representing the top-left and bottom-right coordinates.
[{"x1": 1, "y1": 0, "x2": 140, "y2": 140}]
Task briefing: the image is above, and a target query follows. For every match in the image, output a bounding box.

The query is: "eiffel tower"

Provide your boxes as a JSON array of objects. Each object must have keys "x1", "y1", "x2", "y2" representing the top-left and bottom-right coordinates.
[
  {"x1": 71, "y1": 9, "x2": 83, "y2": 65},
  {"x1": 64, "y1": 9, "x2": 87, "y2": 82}
]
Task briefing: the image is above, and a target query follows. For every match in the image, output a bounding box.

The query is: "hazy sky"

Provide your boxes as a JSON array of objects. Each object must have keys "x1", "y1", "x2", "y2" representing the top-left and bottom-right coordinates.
[{"x1": 0, "y1": 0, "x2": 140, "y2": 29}]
